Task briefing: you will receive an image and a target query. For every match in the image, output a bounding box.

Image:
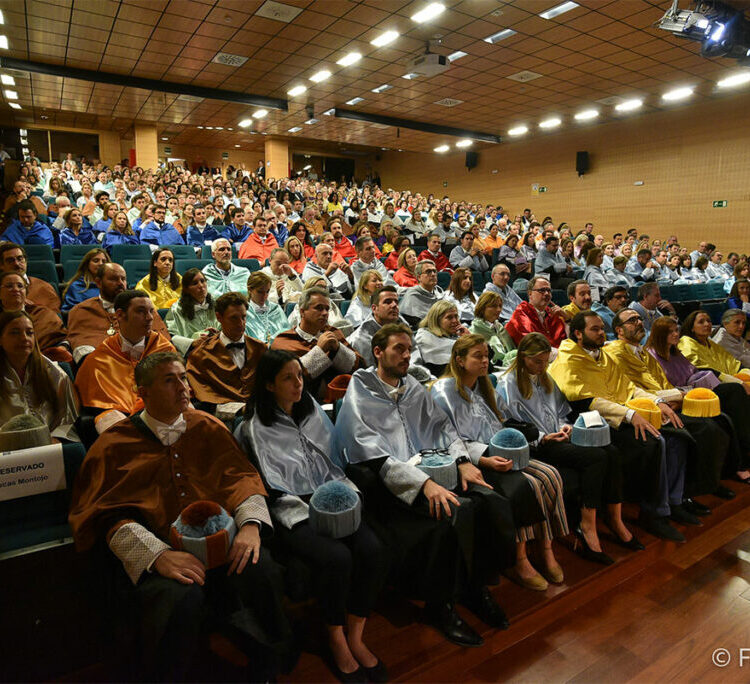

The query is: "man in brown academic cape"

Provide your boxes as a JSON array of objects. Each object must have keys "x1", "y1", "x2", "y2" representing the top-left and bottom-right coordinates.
[
  {"x1": 75, "y1": 289, "x2": 175, "y2": 433},
  {"x1": 271, "y1": 286, "x2": 364, "y2": 400},
  {"x1": 69, "y1": 352, "x2": 293, "y2": 681},
  {"x1": 0, "y1": 241, "x2": 61, "y2": 313},
  {"x1": 68, "y1": 262, "x2": 169, "y2": 363},
  {"x1": 186, "y1": 291, "x2": 266, "y2": 417}
]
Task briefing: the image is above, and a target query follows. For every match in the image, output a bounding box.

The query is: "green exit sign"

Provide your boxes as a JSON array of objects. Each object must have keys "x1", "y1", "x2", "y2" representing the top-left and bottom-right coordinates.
[
  {"x1": 539, "y1": 186, "x2": 547, "y2": 193},
  {"x1": 713, "y1": 200, "x2": 728, "y2": 208}
]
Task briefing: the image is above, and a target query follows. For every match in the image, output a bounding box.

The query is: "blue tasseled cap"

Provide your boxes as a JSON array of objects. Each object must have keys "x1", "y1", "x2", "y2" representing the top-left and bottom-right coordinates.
[
  {"x1": 490, "y1": 428, "x2": 528, "y2": 449},
  {"x1": 310, "y1": 480, "x2": 360, "y2": 513}
]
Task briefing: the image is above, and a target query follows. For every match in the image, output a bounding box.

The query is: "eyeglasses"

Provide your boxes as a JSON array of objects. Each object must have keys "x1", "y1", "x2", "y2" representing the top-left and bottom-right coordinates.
[
  {"x1": 532, "y1": 287, "x2": 552, "y2": 294},
  {"x1": 621, "y1": 316, "x2": 642, "y2": 324}
]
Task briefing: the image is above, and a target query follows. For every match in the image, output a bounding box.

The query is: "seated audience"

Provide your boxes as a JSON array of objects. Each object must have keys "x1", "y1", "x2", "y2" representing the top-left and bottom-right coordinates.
[
  {"x1": 61, "y1": 248, "x2": 109, "y2": 313},
  {"x1": 68, "y1": 351, "x2": 292, "y2": 681},
  {"x1": 444, "y1": 267, "x2": 477, "y2": 323},
  {"x1": 629, "y1": 282, "x2": 676, "y2": 337},
  {"x1": 347, "y1": 286, "x2": 410, "y2": 367},
  {"x1": 469, "y1": 291, "x2": 517, "y2": 366},
  {"x1": 303, "y1": 243, "x2": 354, "y2": 299},
  {"x1": 135, "y1": 247, "x2": 182, "y2": 309},
  {"x1": 433, "y1": 334, "x2": 571, "y2": 588},
  {"x1": 330, "y1": 218, "x2": 356, "y2": 261},
  {"x1": 726, "y1": 278, "x2": 750, "y2": 326},
  {"x1": 185, "y1": 204, "x2": 221, "y2": 246},
  {"x1": 101, "y1": 210, "x2": 139, "y2": 252},
  {"x1": 417, "y1": 233, "x2": 453, "y2": 273},
  {"x1": 535, "y1": 235, "x2": 575, "y2": 290},
  {"x1": 288, "y1": 277, "x2": 353, "y2": 335},
  {"x1": 0, "y1": 310, "x2": 79, "y2": 442},
  {"x1": 0, "y1": 200, "x2": 54, "y2": 246},
  {"x1": 60, "y1": 207, "x2": 96, "y2": 246},
  {"x1": 415, "y1": 300, "x2": 467, "y2": 377},
  {"x1": 592, "y1": 285, "x2": 629, "y2": 340},
  {"x1": 75, "y1": 290, "x2": 175, "y2": 433},
  {"x1": 139, "y1": 205, "x2": 184, "y2": 245},
  {"x1": 186, "y1": 292, "x2": 267, "y2": 415},
  {"x1": 506, "y1": 276, "x2": 566, "y2": 347},
  {"x1": 449, "y1": 231, "x2": 489, "y2": 272},
  {"x1": 560, "y1": 280, "x2": 593, "y2": 321},
  {"x1": 583, "y1": 248, "x2": 609, "y2": 298},
  {"x1": 336, "y1": 323, "x2": 510, "y2": 647},
  {"x1": 245, "y1": 272, "x2": 289, "y2": 344},
  {"x1": 202, "y1": 238, "x2": 250, "y2": 298},
  {"x1": 283, "y1": 235, "x2": 309, "y2": 275},
  {"x1": 677, "y1": 310, "x2": 743, "y2": 382},
  {"x1": 236, "y1": 350, "x2": 388, "y2": 681},
  {"x1": 712, "y1": 308, "x2": 750, "y2": 367},
  {"x1": 271, "y1": 287, "x2": 363, "y2": 401},
  {"x1": 484, "y1": 263, "x2": 522, "y2": 322},
  {"x1": 351, "y1": 236, "x2": 387, "y2": 285},
  {"x1": 165, "y1": 268, "x2": 218, "y2": 355},
  {"x1": 393, "y1": 248, "x2": 419, "y2": 287},
  {"x1": 383, "y1": 235, "x2": 410, "y2": 271},
  {"x1": 289, "y1": 221, "x2": 316, "y2": 260},
  {"x1": 400, "y1": 260, "x2": 443, "y2": 329},
  {"x1": 238, "y1": 215, "x2": 279, "y2": 262},
  {"x1": 261, "y1": 248, "x2": 303, "y2": 306},
  {"x1": 0, "y1": 242, "x2": 61, "y2": 312},
  {"x1": 346, "y1": 269, "x2": 383, "y2": 329},
  {"x1": 608, "y1": 255, "x2": 636, "y2": 287}
]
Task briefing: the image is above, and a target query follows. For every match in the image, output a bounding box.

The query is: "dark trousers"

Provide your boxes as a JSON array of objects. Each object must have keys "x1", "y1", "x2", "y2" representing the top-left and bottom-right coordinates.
[
  {"x1": 114, "y1": 551, "x2": 293, "y2": 681},
  {"x1": 714, "y1": 383, "x2": 750, "y2": 470},
  {"x1": 533, "y1": 441, "x2": 622, "y2": 508},
  {"x1": 276, "y1": 520, "x2": 388, "y2": 625}
]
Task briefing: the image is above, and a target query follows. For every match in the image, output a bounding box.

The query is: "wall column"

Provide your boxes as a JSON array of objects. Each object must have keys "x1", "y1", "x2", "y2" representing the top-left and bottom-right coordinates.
[
  {"x1": 134, "y1": 125, "x2": 158, "y2": 169},
  {"x1": 265, "y1": 138, "x2": 289, "y2": 179},
  {"x1": 98, "y1": 131, "x2": 121, "y2": 167}
]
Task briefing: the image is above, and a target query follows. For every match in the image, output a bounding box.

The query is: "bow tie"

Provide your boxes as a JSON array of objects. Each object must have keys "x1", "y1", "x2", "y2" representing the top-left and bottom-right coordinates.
[
  {"x1": 225, "y1": 342, "x2": 245, "y2": 350},
  {"x1": 387, "y1": 384, "x2": 407, "y2": 400}
]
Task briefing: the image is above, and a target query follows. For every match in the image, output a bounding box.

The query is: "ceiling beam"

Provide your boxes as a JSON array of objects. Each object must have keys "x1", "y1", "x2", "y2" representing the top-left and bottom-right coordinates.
[
  {"x1": 0, "y1": 57, "x2": 288, "y2": 111},
  {"x1": 333, "y1": 108, "x2": 502, "y2": 144}
]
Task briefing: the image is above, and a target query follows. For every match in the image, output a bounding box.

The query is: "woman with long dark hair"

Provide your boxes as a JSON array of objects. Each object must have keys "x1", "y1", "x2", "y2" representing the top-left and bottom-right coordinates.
[
  {"x1": 135, "y1": 247, "x2": 182, "y2": 309},
  {"x1": 165, "y1": 268, "x2": 218, "y2": 355},
  {"x1": 444, "y1": 267, "x2": 477, "y2": 323},
  {"x1": 236, "y1": 350, "x2": 388, "y2": 681}
]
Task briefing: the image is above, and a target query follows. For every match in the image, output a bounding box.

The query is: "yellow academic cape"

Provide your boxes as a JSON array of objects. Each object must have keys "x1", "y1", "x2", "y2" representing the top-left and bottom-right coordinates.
[
  {"x1": 561, "y1": 301, "x2": 581, "y2": 318},
  {"x1": 549, "y1": 339, "x2": 657, "y2": 427},
  {"x1": 135, "y1": 274, "x2": 182, "y2": 310},
  {"x1": 677, "y1": 336, "x2": 741, "y2": 377},
  {"x1": 602, "y1": 340, "x2": 682, "y2": 403}
]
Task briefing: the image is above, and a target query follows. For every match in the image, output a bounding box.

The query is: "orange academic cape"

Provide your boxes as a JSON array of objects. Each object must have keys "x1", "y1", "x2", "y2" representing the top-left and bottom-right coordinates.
[
  {"x1": 74, "y1": 332, "x2": 176, "y2": 414},
  {"x1": 68, "y1": 297, "x2": 170, "y2": 351},
  {"x1": 186, "y1": 332, "x2": 267, "y2": 404},
  {"x1": 69, "y1": 410, "x2": 267, "y2": 550},
  {"x1": 28, "y1": 276, "x2": 61, "y2": 313},
  {"x1": 25, "y1": 302, "x2": 68, "y2": 351}
]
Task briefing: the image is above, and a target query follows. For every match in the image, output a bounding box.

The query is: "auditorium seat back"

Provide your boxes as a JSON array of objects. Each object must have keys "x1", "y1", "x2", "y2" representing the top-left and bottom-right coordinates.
[
  {"x1": 111, "y1": 244, "x2": 151, "y2": 264},
  {"x1": 163, "y1": 244, "x2": 199, "y2": 260},
  {"x1": 23, "y1": 244, "x2": 55, "y2": 263},
  {"x1": 26, "y1": 260, "x2": 59, "y2": 287},
  {"x1": 60, "y1": 244, "x2": 97, "y2": 264},
  {"x1": 123, "y1": 259, "x2": 151, "y2": 288},
  {"x1": 175, "y1": 259, "x2": 206, "y2": 274}
]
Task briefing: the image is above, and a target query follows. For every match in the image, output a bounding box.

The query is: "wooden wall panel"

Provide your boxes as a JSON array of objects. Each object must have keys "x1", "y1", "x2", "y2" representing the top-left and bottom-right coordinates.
[{"x1": 376, "y1": 93, "x2": 750, "y2": 254}]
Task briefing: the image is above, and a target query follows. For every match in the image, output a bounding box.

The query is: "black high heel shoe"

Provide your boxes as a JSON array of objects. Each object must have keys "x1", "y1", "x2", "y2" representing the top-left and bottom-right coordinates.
[
  {"x1": 603, "y1": 520, "x2": 645, "y2": 551},
  {"x1": 574, "y1": 526, "x2": 614, "y2": 566}
]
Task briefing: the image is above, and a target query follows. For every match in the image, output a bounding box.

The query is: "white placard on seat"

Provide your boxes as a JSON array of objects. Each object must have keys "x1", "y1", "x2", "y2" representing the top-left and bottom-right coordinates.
[{"x1": 0, "y1": 443, "x2": 66, "y2": 502}]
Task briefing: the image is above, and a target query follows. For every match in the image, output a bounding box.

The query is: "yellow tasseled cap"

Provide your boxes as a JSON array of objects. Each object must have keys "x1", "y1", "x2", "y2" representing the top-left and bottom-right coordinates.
[
  {"x1": 682, "y1": 388, "x2": 721, "y2": 418},
  {"x1": 625, "y1": 398, "x2": 662, "y2": 429},
  {"x1": 734, "y1": 369, "x2": 750, "y2": 382}
]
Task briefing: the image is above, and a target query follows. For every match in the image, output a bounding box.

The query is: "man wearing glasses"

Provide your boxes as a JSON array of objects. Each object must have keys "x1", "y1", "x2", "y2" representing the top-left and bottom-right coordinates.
[
  {"x1": 592, "y1": 285, "x2": 630, "y2": 340},
  {"x1": 505, "y1": 275, "x2": 566, "y2": 347},
  {"x1": 0, "y1": 241, "x2": 61, "y2": 313}
]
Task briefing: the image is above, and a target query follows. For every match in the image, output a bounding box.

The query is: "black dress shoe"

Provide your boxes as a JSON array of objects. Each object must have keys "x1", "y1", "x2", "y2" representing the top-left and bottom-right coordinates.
[
  {"x1": 682, "y1": 498, "x2": 711, "y2": 516},
  {"x1": 327, "y1": 659, "x2": 367, "y2": 683},
  {"x1": 574, "y1": 526, "x2": 614, "y2": 565},
  {"x1": 638, "y1": 513, "x2": 686, "y2": 543},
  {"x1": 670, "y1": 504, "x2": 703, "y2": 526},
  {"x1": 464, "y1": 586, "x2": 510, "y2": 630},
  {"x1": 424, "y1": 602, "x2": 484, "y2": 647},
  {"x1": 603, "y1": 520, "x2": 645, "y2": 551},
  {"x1": 361, "y1": 659, "x2": 388, "y2": 683},
  {"x1": 715, "y1": 485, "x2": 737, "y2": 499}
]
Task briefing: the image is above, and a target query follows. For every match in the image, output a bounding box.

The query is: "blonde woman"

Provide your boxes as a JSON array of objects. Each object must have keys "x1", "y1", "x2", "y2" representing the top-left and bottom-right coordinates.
[
  {"x1": 415, "y1": 300, "x2": 467, "y2": 376},
  {"x1": 432, "y1": 334, "x2": 568, "y2": 590},
  {"x1": 347, "y1": 269, "x2": 383, "y2": 328},
  {"x1": 393, "y1": 248, "x2": 418, "y2": 287},
  {"x1": 469, "y1": 291, "x2": 516, "y2": 366}
]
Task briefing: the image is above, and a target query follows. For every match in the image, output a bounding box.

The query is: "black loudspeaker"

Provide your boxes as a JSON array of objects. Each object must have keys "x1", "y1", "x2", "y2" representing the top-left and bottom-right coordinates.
[
  {"x1": 576, "y1": 151, "x2": 589, "y2": 176},
  {"x1": 465, "y1": 151, "x2": 478, "y2": 170}
]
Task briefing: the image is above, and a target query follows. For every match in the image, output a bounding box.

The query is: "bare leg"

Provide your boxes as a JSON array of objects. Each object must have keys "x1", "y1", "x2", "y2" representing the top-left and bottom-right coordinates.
[
  {"x1": 515, "y1": 541, "x2": 542, "y2": 579},
  {"x1": 580, "y1": 506, "x2": 602, "y2": 552},
  {"x1": 328, "y1": 624, "x2": 359, "y2": 674},
  {"x1": 542, "y1": 538, "x2": 562, "y2": 577},
  {"x1": 607, "y1": 502, "x2": 633, "y2": 542},
  {"x1": 346, "y1": 615, "x2": 378, "y2": 668}
]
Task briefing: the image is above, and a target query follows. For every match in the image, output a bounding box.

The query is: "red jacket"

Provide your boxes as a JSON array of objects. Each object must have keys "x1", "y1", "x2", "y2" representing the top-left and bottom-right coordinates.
[
  {"x1": 238, "y1": 232, "x2": 279, "y2": 262},
  {"x1": 393, "y1": 267, "x2": 418, "y2": 287},
  {"x1": 506, "y1": 300, "x2": 566, "y2": 347},
  {"x1": 334, "y1": 237, "x2": 356, "y2": 260},
  {"x1": 418, "y1": 249, "x2": 453, "y2": 273}
]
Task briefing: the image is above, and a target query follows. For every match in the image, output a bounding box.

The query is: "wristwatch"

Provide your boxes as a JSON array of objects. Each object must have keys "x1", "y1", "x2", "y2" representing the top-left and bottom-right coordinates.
[{"x1": 455, "y1": 455, "x2": 470, "y2": 465}]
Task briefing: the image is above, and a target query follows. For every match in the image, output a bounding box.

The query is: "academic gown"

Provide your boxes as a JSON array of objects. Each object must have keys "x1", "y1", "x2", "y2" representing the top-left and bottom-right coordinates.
[
  {"x1": 202, "y1": 262, "x2": 250, "y2": 298},
  {"x1": 506, "y1": 301, "x2": 566, "y2": 347},
  {"x1": 238, "y1": 232, "x2": 279, "y2": 261},
  {"x1": 186, "y1": 332, "x2": 267, "y2": 405},
  {"x1": 62, "y1": 278, "x2": 99, "y2": 313},
  {"x1": 135, "y1": 274, "x2": 182, "y2": 309},
  {"x1": 27, "y1": 276, "x2": 61, "y2": 313},
  {"x1": 414, "y1": 328, "x2": 456, "y2": 376},
  {"x1": 245, "y1": 301, "x2": 289, "y2": 345},
  {"x1": 75, "y1": 332, "x2": 176, "y2": 414},
  {"x1": 165, "y1": 300, "x2": 218, "y2": 355},
  {"x1": 101, "y1": 230, "x2": 139, "y2": 252},
  {"x1": 678, "y1": 336, "x2": 741, "y2": 377},
  {"x1": 186, "y1": 224, "x2": 221, "y2": 246},
  {"x1": 468, "y1": 318, "x2": 517, "y2": 365},
  {"x1": 139, "y1": 221, "x2": 184, "y2": 246},
  {"x1": 399, "y1": 285, "x2": 443, "y2": 328},
  {"x1": 0, "y1": 219, "x2": 55, "y2": 246},
  {"x1": 60, "y1": 226, "x2": 97, "y2": 246},
  {"x1": 24, "y1": 302, "x2": 68, "y2": 353}
]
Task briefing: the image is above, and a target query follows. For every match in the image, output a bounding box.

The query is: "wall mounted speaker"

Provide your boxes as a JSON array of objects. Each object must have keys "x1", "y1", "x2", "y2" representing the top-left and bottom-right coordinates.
[
  {"x1": 576, "y1": 151, "x2": 589, "y2": 176},
  {"x1": 465, "y1": 151, "x2": 478, "y2": 170}
]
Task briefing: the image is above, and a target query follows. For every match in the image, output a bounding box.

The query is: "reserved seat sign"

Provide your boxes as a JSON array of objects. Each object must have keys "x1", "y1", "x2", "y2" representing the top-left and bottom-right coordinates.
[{"x1": 0, "y1": 444, "x2": 66, "y2": 502}]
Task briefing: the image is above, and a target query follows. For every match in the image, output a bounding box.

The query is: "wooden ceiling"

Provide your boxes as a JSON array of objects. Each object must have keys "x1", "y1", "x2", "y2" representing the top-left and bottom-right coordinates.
[{"x1": 1, "y1": 0, "x2": 749, "y2": 154}]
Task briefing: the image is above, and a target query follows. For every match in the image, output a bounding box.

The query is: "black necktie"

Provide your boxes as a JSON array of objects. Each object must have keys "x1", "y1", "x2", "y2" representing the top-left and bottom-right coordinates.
[{"x1": 225, "y1": 342, "x2": 244, "y2": 350}]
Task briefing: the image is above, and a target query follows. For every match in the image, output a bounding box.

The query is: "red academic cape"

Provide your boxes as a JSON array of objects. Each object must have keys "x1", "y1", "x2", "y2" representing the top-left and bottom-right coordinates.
[
  {"x1": 393, "y1": 267, "x2": 419, "y2": 287},
  {"x1": 418, "y1": 249, "x2": 453, "y2": 273},
  {"x1": 186, "y1": 332, "x2": 267, "y2": 404},
  {"x1": 75, "y1": 331, "x2": 176, "y2": 413},
  {"x1": 69, "y1": 410, "x2": 267, "y2": 550},
  {"x1": 333, "y1": 237, "x2": 356, "y2": 261},
  {"x1": 68, "y1": 296, "x2": 170, "y2": 351},
  {"x1": 238, "y1": 232, "x2": 278, "y2": 261},
  {"x1": 506, "y1": 300, "x2": 567, "y2": 347}
]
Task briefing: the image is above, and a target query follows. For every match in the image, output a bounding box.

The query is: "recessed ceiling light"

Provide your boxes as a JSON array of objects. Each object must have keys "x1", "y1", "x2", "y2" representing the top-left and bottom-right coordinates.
[
  {"x1": 322, "y1": 108, "x2": 335, "y2": 116},
  {"x1": 717, "y1": 72, "x2": 750, "y2": 88},
  {"x1": 402, "y1": 72, "x2": 419, "y2": 80},
  {"x1": 662, "y1": 86, "x2": 694, "y2": 102},
  {"x1": 253, "y1": 109, "x2": 268, "y2": 118},
  {"x1": 205, "y1": 126, "x2": 214, "y2": 129},
  {"x1": 215, "y1": 126, "x2": 223, "y2": 130},
  {"x1": 0, "y1": 36, "x2": 8, "y2": 50},
  {"x1": 22, "y1": 148, "x2": 28, "y2": 155},
  {"x1": 0, "y1": 10, "x2": 4, "y2": 24},
  {"x1": 539, "y1": 2, "x2": 580, "y2": 20},
  {"x1": 161, "y1": 137, "x2": 168, "y2": 141},
  {"x1": 235, "y1": 144, "x2": 240, "y2": 147},
  {"x1": 455, "y1": 139, "x2": 472, "y2": 148},
  {"x1": 4, "y1": 89, "x2": 17, "y2": 99},
  {"x1": 539, "y1": 117, "x2": 561, "y2": 129},
  {"x1": 508, "y1": 125, "x2": 528, "y2": 136},
  {"x1": 434, "y1": 144, "x2": 449, "y2": 152},
  {"x1": 372, "y1": 84, "x2": 392, "y2": 93},
  {"x1": 288, "y1": 126, "x2": 302, "y2": 132},
  {"x1": 8, "y1": 102, "x2": 20, "y2": 109},
  {"x1": 371, "y1": 30, "x2": 399, "y2": 47},
  {"x1": 346, "y1": 97, "x2": 364, "y2": 105},
  {"x1": 288, "y1": 85, "x2": 307, "y2": 96},
  {"x1": 411, "y1": 2, "x2": 445, "y2": 23},
  {"x1": 574, "y1": 109, "x2": 599, "y2": 121},
  {"x1": 484, "y1": 29, "x2": 516, "y2": 44},
  {"x1": 197, "y1": 125, "x2": 204, "y2": 129},
  {"x1": 0, "y1": 74, "x2": 13, "y2": 86},
  {"x1": 337, "y1": 52, "x2": 361, "y2": 67},
  {"x1": 303, "y1": 164, "x2": 312, "y2": 170},
  {"x1": 447, "y1": 50, "x2": 468, "y2": 61},
  {"x1": 304, "y1": 118, "x2": 318, "y2": 125},
  {"x1": 238, "y1": 119, "x2": 252, "y2": 128},
  {"x1": 310, "y1": 69, "x2": 331, "y2": 83},
  {"x1": 227, "y1": 127, "x2": 233, "y2": 130},
  {"x1": 20, "y1": 138, "x2": 27, "y2": 145},
  {"x1": 615, "y1": 98, "x2": 642, "y2": 111}
]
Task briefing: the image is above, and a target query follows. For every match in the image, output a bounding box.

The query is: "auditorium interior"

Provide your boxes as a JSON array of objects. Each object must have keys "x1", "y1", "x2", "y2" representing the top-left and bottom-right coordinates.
[{"x1": 1, "y1": 0, "x2": 750, "y2": 682}]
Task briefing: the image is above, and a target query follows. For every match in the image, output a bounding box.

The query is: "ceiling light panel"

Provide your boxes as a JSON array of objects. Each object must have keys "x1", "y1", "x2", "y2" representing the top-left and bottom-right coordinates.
[
  {"x1": 0, "y1": 74, "x2": 13, "y2": 86},
  {"x1": 662, "y1": 87, "x2": 694, "y2": 101},
  {"x1": 615, "y1": 98, "x2": 642, "y2": 111},
  {"x1": 337, "y1": 52, "x2": 361, "y2": 67},
  {"x1": 574, "y1": 109, "x2": 599, "y2": 121},
  {"x1": 484, "y1": 29, "x2": 516, "y2": 44},
  {"x1": 455, "y1": 139, "x2": 472, "y2": 148},
  {"x1": 253, "y1": 109, "x2": 268, "y2": 118},
  {"x1": 238, "y1": 119, "x2": 252, "y2": 128},
  {"x1": 372, "y1": 84, "x2": 392, "y2": 93},
  {"x1": 371, "y1": 30, "x2": 399, "y2": 47},
  {"x1": 508, "y1": 125, "x2": 528, "y2": 136},
  {"x1": 346, "y1": 97, "x2": 364, "y2": 105},
  {"x1": 411, "y1": 3, "x2": 445, "y2": 24},
  {"x1": 288, "y1": 126, "x2": 302, "y2": 132},
  {"x1": 434, "y1": 144, "x2": 449, "y2": 152},
  {"x1": 717, "y1": 72, "x2": 750, "y2": 88},
  {"x1": 447, "y1": 50, "x2": 467, "y2": 61},
  {"x1": 287, "y1": 85, "x2": 307, "y2": 96},
  {"x1": 539, "y1": 117, "x2": 561, "y2": 128},
  {"x1": 539, "y1": 2, "x2": 580, "y2": 20},
  {"x1": 310, "y1": 69, "x2": 331, "y2": 83}
]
